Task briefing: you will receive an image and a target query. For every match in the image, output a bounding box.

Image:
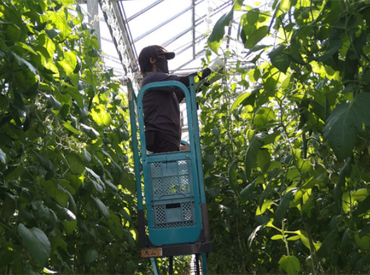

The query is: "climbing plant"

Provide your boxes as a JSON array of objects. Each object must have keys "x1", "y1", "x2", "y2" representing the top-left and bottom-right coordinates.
[
  {"x1": 0, "y1": 0, "x2": 152, "y2": 273},
  {"x1": 204, "y1": 0, "x2": 370, "y2": 274}
]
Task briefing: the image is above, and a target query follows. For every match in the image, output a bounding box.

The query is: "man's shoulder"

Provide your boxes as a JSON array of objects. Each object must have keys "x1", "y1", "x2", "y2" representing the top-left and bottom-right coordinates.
[{"x1": 142, "y1": 72, "x2": 180, "y2": 86}]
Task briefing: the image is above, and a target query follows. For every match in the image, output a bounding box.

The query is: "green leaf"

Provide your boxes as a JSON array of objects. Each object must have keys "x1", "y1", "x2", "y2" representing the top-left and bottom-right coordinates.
[
  {"x1": 240, "y1": 181, "x2": 255, "y2": 202},
  {"x1": 16, "y1": 42, "x2": 38, "y2": 55},
  {"x1": 268, "y1": 45, "x2": 291, "y2": 73},
  {"x1": 33, "y1": 151, "x2": 54, "y2": 173},
  {"x1": 234, "y1": 0, "x2": 244, "y2": 11},
  {"x1": 256, "y1": 148, "x2": 270, "y2": 173},
  {"x1": 231, "y1": 91, "x2": 252, "y2": 112},
  {"x1": 317, "y1": 39, "x2": 342, "y2": 62},
  {"x1": 105, "y1": 210, "x2": 124, "y2": 238},
  {"x1": 45, "y1": 94, "x2": 62, "y2": 110},
  {"x1": 207, "y1": 5, "x2": 234, "y2": 53},
  {"x1": 58, "y1": 51, "x2": 77, "y2": 76},
  {"x1": 18, "y1": 224, "x2": 51, "y2": 266},
  {"x1": 63, "y1": 121, "x2": 81, "y2": 135},
  {"x1": 275, "y1": 190, "x2": 294, "y2": 224},
  {"x1": 43, "y1": 267, "x2": 58, "y2": 274},
  {"x1": 80, "y1": 124, "x2": 100, "y2": 140},
  {"x1": 253, "y1": 107, "x2": 275, "y2": 129},
  {"x1": 62, "y1": 81, "x2": 84, "y2": 108},
  {"x1": 244, "y1": 26, "x2": 268, "y2": 49},
  {"x1": 245, "y1": 135, "x2": 263, "y2": 179},
  {"x1": 63, "y1": 220, "x2": 77, "y2": 235},
  {"x1": 279, "y1": 0, "x2": 291, "y2": 12},
  {"x1": 353, "y1": 194, "x2": 370, "y2": 217},
  {"x1": 324, "y1": 93, "x2": 370, "y2": 160},
  {"x1": 271, "y1": 234, "x2": 284, "y2": 240},
  {"x1": 316, "y1": 228, "x2": 338, "y2": 258},
  {"x1": 287, "y1": 235, "x2": 301, "y2": 241},
  {"x1": 83, "y1": 249, "x2": 98, "y2": 265},
  {"x1": 45, "y1": 28, "x2": 61, "y2": 39},
  {"x1": 86, "y1": 167, "x2": 105, "y2": 193},
  {"x1": 278, "y1": 255, "x2": 301, "y2": 275},
  {"x1": 12, "y1": 53, "x2": 37, "y2": 74},
  {"x1": 228, "y1": 160, "x2": 238, "y2": 191},
  {"x1": 91, "y1": 196, "x2": 110, "y2": 220},
  {"x1": 91, "y1": 105, "x2": 111, "y2": 126},
  {"x1": 2, "y1": 193, "x2": 16, "y2": 218},
  {"x1": 66, "y1": 152, "x2": 85, "y2": 175},
  {"x1": 40, "y1": 179, "x2": 69, "y2": 207}
]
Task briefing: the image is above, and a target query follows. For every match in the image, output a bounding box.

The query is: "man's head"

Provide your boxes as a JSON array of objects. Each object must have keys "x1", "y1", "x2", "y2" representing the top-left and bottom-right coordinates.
[{"x1": 138, "y1": 45, "x2": 175, "y2": 74}]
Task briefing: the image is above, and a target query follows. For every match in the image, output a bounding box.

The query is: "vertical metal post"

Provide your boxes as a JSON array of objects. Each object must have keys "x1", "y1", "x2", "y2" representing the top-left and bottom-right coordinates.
[
  {"x1": 169, "y1": 256, "x2": 174, "y2": 275},
  {"x1": 127, "y1": 81, "x2": 143, "y2": 211},
  {"x1": 150, "y1": 258, "x2": 159, "y2": 275},
  {"x1": 87, "y1": 0, "x2": 101, "y2": 47},
  {"x1": 189, "y1": 77, "x2": 206, "y2": 203},
  {"x1": 201, "y1": 253, "x2": 208, "y2": 275},
  {"x1": 195, "y1": 254, "x2": 200, "y2": 275},
  {"x1": 192, "y1": 0, "x2": 196, "y2": 59}
]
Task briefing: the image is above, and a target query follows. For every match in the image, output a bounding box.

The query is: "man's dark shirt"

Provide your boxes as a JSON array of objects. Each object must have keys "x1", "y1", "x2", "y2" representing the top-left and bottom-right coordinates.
[{"x1": 141, "y1": 68, "x2": 211, "y2": 151}]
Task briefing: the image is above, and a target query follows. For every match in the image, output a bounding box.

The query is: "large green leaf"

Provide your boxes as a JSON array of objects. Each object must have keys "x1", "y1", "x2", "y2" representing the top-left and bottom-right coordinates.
[
  {"x1": 83, "y1": 248, "x2": 98, "y2": 265},
  {"x1": 80, "y1": 123, "x2": 100, "y2": 140},
  {"x1": 231, "y1": 91, "x2": 252, "y2": 112},
  {"x1": 244, "y1": 135, "x2": 263, "y2": 179},
  {"x1": 66, "y1": 152, "x2": 85, "y2": 175},
  {"x1": 278, "y1": 255, "x2": 301, "y2": 275},
  {"x1": 323, "y1": 93, "x2": 370, "y2": 160},
  {"x1": 268, "y1": 45, "x2": 290, "y2": 73},
  {"x1": 91, "y1": 196, "x2": 110, "y2": 220},
  {"x1": 316, "y1": 228, "x2": 338, "y2": 258},
  {"x1": 12, "y1": 53, "x2": 37, "y2": 74},
  {"x1": 275, "y1": 190, "x2": 294, "y2": 224},
  {"x1": 91, "y1": 105, "x2": 111, "y2": 126},
  {"x1": 244, "y1": 26, "x2": 269, "y2": 49},
  {"x1": 207, "y1": 4, "x2": 234, "y2": 53},
  {"x1": 58, "y1": 51, "x2": 77, "y2": 76},
  {"x1": 18, "y1": 224, "x2": 51, "y2": 266},
  {"x1": 253, "y1": 107, "x2": 275, "y2": 129}
]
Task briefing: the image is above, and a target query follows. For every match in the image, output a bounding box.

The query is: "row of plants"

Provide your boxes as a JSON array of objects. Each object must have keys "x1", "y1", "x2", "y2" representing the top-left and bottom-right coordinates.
[
  {"x1": 2, "y1": 0, "x2": 370, "y2": 274},
  {"x1": 0, "y1": 0, "x2": 149, "y2": 273},
  {"x1": 203, "y1": 0, "x2": 370, "y2": 273}
]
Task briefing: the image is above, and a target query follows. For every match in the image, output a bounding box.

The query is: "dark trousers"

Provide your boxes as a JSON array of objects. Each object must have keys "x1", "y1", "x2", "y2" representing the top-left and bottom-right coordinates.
[{"x1": 145, "y1": 131, "x2": 179, "y2": 153}]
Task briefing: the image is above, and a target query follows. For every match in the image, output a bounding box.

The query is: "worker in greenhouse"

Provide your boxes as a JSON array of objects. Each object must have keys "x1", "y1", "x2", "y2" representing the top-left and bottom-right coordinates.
[{"x1": 138, "y1": 45, "x2": 223, "y2": 153}]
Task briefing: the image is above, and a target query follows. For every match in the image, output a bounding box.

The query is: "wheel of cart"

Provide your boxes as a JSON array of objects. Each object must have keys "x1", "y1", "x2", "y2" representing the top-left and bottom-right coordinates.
[{"x1": 128, "y1": 77, "x2": 211, "y2": 275}]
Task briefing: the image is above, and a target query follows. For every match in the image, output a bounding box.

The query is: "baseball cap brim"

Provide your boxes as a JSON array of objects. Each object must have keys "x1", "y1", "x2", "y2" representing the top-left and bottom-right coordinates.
[{"x1": 158, "y1": 50, "x2": 175, "y2": 60}]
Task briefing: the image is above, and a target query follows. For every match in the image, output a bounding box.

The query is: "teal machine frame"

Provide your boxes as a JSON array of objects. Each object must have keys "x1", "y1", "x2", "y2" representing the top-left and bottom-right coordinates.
[{"x1": 128, "y1": 78, "x2": 211, "y2": 274}]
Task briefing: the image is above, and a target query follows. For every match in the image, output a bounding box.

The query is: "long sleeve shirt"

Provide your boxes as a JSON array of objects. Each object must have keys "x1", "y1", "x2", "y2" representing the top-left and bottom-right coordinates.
[{"x1": 141, "y1": 68, "x2": 211, "y2": 147}]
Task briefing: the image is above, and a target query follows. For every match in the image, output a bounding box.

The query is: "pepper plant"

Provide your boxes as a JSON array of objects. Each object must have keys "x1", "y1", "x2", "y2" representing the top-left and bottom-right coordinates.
[
  {"x1": 0, "y1": 0, "x2": 150, "y2": 273},
  {"x1": 203, "y1": 0, "x2": 370, "y2": 273}
]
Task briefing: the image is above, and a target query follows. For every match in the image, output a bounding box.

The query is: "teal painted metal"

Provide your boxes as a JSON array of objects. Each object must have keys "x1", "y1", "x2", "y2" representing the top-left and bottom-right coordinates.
[
  {"x1": 128, "y1": 78, "x2": 210, "y2": 274},
  {"x1": 128, "y1": 81, "x2": 143, "y2": 211},
  {"x1": 201, "y1": 253, "x2": 207, "y2": 275},
  {"x1": 189, "y1": 78, "x2": 206, "y2": 204},
  {"x1": 150, "y1": 258, "x2": 159, "y2": 275},
  {"x1": 136, "y1": 80, "x2": 203, "y2": 246}
]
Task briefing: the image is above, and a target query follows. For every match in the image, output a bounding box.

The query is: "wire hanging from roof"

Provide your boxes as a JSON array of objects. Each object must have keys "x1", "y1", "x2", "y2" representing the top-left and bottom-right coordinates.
[{"x1": 101, "y1": 0, "x2": 140, "y2": 90}]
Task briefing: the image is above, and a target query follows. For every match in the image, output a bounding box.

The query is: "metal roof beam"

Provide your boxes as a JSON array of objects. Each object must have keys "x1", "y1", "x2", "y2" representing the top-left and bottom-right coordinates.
[
  {"x1": 133, "y1": 4, "x2": 194, "y2": 43},
  {"x1": 126, "y1": 0, "x2": 165, "y2": 22},
  {"x1": 171, "y1": 49, "x2": 206, "y2": 73},
  {"x1": 162, "y1": 1, "x2": 233, "y2": 49}
]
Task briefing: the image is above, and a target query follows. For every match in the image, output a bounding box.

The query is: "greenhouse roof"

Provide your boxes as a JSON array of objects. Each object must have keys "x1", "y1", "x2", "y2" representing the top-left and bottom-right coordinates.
[{"x1": 79, "y1": 0, "x2": 246, "y2": 83}]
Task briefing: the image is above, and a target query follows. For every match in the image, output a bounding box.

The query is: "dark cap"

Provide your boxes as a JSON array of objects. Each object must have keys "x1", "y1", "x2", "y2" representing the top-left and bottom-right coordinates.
[{"x1": 158, "y1": 49, "x2": 175, "y2": 60}]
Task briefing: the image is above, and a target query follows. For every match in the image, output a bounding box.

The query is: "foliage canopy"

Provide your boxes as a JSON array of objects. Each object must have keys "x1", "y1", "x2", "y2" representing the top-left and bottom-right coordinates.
[{"x1": 1, "y1": 0, "x2": 370, "y2": 274}]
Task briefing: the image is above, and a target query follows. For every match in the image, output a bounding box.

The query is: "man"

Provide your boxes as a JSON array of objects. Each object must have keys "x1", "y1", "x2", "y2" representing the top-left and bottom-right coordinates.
[{"x1": 138, "y1": 45, "x2": 223, "y2": 153}]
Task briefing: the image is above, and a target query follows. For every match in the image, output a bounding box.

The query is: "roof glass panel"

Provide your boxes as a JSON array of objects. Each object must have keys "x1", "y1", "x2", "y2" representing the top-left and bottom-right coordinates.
[{"x1": 81, "y1": 0, "x2": 243, "y2": 78}]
